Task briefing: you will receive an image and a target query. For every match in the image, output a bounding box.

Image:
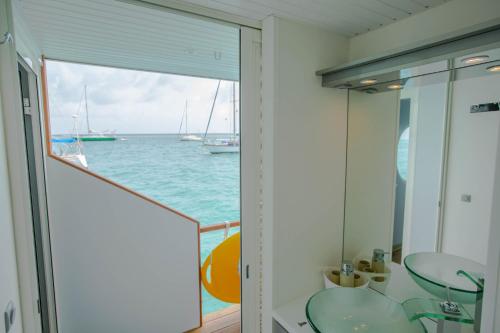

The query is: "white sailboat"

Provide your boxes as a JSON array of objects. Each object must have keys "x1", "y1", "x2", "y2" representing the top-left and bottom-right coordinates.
[
  {"x1": 53, "y1": 115, "x2": 88, "y2": 168},
  {"x1": 179, "y1": 100, "x2": 202, "y2": 142},
  {"x1": 77, "y1": 85, "x2": 117, "y2": 142},
  {"x1": 203, "y1": 81, "x2": 239, "y2": 154}
]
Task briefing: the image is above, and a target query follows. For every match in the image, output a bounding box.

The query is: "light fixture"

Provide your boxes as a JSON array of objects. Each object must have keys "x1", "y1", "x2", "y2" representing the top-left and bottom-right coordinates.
[
  {"x1": 461, "y1": 55, "x2": 490, "y2": 65},
  {"x1": 487, "y1": 65, "x2": 500, "y2": 73},
  {"x1": 388, "y1": 84, "x2": 402, "y2": 90},
  {"x1": 360, "y1": 79, "x2": 377, "y2": 85},
  {"x1": 334, "y1": 83, "x2": 353, "y2": 89},
  {"x1": 362, "y1": 88, "x2": 378, "y2": 94}
]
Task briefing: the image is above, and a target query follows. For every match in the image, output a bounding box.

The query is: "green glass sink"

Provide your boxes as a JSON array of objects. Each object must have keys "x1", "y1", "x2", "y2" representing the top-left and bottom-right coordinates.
[
  {"x1": 404, "y1": 252, "x2": 485, "y2": 304},
  {"x1": 306, "y1": 288, "x2": 426, "y2": 333}
]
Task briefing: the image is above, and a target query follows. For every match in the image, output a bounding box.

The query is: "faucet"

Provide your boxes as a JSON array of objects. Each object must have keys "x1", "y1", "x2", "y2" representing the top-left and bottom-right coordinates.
[{"x1": 457, "y1": 270, "x2": 484, "y2": 333}]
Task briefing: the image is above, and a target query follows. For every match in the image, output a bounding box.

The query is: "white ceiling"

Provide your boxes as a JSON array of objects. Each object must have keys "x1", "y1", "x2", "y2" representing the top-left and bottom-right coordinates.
[
  {"x1": 15, "y1": 0, "x2": 450, "y2": 80},
  {"x1": 181, "y1": 0, "x2": 450, "y2": 36},
  {"x1": 16, "y1": 0, "x2": 240, "y2": 80}
]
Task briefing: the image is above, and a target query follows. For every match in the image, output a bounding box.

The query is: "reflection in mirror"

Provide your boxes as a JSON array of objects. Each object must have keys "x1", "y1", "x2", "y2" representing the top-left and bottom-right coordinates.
[
  {"x1": 343, "y1": 88, "x2": 400, "y2": 263},
  {"x1": 397, "y1": 73, "x2": 449, "y2": 262},
  {"x1": 343, "y1": 50, "x2": 500, "y2": 269},
  {"x1": 343, "y1": 71, "x2": 450, "y2": 266}
]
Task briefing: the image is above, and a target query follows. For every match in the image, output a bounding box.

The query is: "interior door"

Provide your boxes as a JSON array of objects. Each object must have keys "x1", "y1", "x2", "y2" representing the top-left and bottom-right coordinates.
[{"x1": 17, "y1": 58, "x2": 54, "y2": 333}]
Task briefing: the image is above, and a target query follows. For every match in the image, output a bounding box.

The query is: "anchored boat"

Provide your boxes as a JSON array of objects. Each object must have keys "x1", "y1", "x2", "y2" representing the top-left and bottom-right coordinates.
[
  {"x1": 76, "y1": 85, "x2": 117, "y2": 142},
  {"x1": 179, "y1": 100, "x2": 202, "y2": 142},
  {"x1": 203, "y1": 81, "x2": 239, "y2": 154},
  {"x1": 53, "y1": 115, "x2": 88, "y2": 168}
]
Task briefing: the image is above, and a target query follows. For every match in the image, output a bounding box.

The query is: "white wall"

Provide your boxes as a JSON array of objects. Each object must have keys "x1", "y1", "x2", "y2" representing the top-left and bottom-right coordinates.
[
  {"x1": 46, "y1": 158, "x2": 201, "y2": 333},
  {"x1": 441, "y1": 74, "x2": 500, "y2": 265},
  {"x1": 343, "y1": 90, "x2": 399, "y2": 260},
  {"x1": 0, "y1": 1, "x2": 23, "y2": 332},
  {"x1": 348, "y1": 0, "x2": 500, "y2": 61},
  {"x1": 262, "y1": 17, "x2": 349, "y2": 310},
  {"x1": 0, "y1": 86, "x2": 23, "y2": 333}
]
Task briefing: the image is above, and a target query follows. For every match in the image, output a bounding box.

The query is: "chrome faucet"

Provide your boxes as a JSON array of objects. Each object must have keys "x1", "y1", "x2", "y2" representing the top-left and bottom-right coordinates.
[{"x1": 457, "y1": 270, "x2": 484, "y2": 333}]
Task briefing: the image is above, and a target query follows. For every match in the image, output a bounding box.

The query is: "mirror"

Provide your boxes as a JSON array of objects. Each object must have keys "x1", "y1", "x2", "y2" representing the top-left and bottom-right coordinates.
[{"x1": 342, "y1": 49, "x2": 500, "y2": 269}]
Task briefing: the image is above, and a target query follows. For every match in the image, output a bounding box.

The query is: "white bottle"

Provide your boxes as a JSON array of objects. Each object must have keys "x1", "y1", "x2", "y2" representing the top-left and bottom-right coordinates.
[
  {"x1": 340, "y1": 260, "x2": 354, "y2": 287},
  {"x1": 372, "y1": 249, "x2": 387, "y2": 273}
]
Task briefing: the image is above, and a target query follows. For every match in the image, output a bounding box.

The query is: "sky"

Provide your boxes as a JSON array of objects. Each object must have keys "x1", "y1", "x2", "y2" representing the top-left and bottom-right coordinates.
[{"x1": 46, "y1": 60, "x2": 239, "y2": 135}]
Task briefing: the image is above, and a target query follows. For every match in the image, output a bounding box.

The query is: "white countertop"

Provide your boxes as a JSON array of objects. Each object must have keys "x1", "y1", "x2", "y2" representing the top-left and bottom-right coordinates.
[{"x1": 273, "y1": 293, "x2": 315, "y2": 333}]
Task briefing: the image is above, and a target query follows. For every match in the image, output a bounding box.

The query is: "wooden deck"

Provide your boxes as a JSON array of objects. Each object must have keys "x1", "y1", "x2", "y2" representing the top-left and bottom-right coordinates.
[{"x1": 187, "y1": 305, "x2": 240, "y2": 333}]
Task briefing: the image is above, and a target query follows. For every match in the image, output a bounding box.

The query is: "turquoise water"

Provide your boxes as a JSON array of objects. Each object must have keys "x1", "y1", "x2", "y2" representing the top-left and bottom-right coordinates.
[{"x1": 58, "y1": 134, "x2": 240, "y2": 315}]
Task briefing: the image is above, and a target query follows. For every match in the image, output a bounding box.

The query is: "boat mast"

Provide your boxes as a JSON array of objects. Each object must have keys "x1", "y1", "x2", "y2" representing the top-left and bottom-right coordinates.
[
  {"x1": 72, "y1": 114, "x2": 83, "y2": 152},
  {"x1": 185, "y1": 100, "x2": 188, "y2": 135},
  {"x1": 203, "y1": 80, "x2": 221, "y2": 140},
  {"x1": 84, "y1": 85, "x2": 91, "y2": 134},
  {"x1": 178, "y1": 103, "x2": 186, "y2": 137}
]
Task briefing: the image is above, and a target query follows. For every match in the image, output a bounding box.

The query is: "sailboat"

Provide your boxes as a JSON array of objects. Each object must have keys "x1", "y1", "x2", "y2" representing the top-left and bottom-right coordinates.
[
  {"x1": 76, "y1": 85, "x2": 117, "y2": 142},
  {"x1": 203, "y1": 81, "x2": 239, "y2": 154},
  {"x1": 53, "y1": 115, "x2": 88, "y2": 168},
  {"x1": 179, "y1": 100, "x2": 202, "y2": 142}
]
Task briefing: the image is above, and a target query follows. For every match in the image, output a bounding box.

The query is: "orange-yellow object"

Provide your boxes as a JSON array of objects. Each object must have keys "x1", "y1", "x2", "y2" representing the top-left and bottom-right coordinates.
[{"x1": 201, "y1": 232, "x2": 240, "y2": 304}]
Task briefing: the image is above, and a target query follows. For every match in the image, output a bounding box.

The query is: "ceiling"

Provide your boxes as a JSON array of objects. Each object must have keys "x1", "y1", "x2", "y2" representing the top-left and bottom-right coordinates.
[
  {"x1": 14, "y1": 0, "x2": 451, "y2": 80},
  {"x1": 16, "y1": 0, "x2": 240, "y2": 80},
  {"x1": 179, "y1": 0, "x2": 451, "y2": 36}
]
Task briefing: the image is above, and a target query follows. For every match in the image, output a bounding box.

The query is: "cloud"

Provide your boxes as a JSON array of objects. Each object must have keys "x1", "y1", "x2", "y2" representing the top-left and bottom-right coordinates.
[{"x1": 46, "y1": 60, "x2": 239, "y2": 135}]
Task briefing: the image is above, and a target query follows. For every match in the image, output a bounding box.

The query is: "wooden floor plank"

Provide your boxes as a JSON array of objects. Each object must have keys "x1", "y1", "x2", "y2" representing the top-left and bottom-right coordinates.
[
  {"x1": 187, "y1": 305, "x2": 240, "y2": 333},
  {"x1": 213, "y1": 323, "x2": 240, "y2": 333}
]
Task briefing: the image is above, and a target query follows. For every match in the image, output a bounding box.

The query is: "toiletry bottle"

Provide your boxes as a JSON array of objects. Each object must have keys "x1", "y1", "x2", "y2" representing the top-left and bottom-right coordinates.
[
  {"x1": 372, "y1": 249, "x2": 387, "y2": 273},
  {"x1": 340, "y1": 260, "x2": 354, "y2": 287}
]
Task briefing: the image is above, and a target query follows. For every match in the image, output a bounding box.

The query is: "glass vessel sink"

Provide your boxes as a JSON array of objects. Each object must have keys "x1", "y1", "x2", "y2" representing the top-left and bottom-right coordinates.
[
  {"x1": 404, "y1": 252, "x2": 485, "y2": 304},
  {"x1": 306, "y1": 288, "x2": 426, "y2": 333}
]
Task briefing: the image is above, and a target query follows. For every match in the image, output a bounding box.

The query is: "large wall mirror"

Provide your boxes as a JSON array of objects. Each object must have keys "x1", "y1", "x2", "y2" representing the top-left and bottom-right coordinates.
[{"x1": 342, "y1": 48, "x2": 500, "y2": 270}]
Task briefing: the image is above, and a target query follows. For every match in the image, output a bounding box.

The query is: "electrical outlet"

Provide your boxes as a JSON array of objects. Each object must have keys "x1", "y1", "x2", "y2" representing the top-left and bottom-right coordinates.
[{"x1": 461, "y1": 194, "x2": 472, "y2": 203}]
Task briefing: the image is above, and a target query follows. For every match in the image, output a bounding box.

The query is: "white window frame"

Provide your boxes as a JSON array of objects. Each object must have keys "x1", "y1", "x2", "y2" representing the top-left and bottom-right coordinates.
[
  {"x1": 0, "y1": 1, "x2": 47, "y2": 332},
  {"x1": 240, "y1": 26, "x2": 262, "y2": 333}
]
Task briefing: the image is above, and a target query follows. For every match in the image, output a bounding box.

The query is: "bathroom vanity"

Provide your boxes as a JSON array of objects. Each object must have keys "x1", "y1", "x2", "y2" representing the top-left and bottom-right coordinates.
[
  {"x1": 272, "y1": 263, "x2": 476, "y2": 333},
  {"x1": 273, "y1": 43, "x2": 500, "y2": 333}
]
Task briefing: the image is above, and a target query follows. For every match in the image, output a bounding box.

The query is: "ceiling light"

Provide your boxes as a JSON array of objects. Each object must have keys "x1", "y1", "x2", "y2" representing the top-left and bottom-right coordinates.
[
  {"x1": 388, "y1": 84, "x2": 402, "y2": 90},
  {"x1": 334, "y1": 83, "x2": 352, "y2": 89},
  {"x1": 361, "y1": 88, "x2": 378, "y2": 94},
  {"x1": 487, "y1": 65, "x2": 500, "y2": 73},
  {"x1": 360, "y1": 79, "x2": 377, "y2": 85},
  {"x1": 462, "y1": 55, "x2": 490, "y2": 65}
]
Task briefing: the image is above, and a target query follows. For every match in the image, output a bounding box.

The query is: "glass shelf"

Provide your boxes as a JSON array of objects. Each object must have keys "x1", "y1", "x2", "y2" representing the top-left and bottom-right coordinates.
[{"x1": 402, "y1": 298, "x2": 474, "y2": 324}]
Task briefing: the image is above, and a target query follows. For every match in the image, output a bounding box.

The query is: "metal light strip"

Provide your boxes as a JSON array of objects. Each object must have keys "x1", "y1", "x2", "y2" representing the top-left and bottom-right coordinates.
[{"x1": 318, "y1": 20, "x2": 500, "y2": 88}]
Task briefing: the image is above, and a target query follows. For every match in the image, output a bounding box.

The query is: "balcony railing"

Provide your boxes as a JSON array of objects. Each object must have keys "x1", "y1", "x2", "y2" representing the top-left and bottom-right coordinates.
[{"x1": 200, "y1": 221, "x2": 240, "y2": 234}]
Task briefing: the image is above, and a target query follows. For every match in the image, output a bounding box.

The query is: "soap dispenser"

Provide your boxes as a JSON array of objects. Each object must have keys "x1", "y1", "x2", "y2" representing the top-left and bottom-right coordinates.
[
  {"x1": 340, "y1": 260, "x2": 354, "y2": 287},
  {"x1": 372, "y1": 249, "x2": 388, "y2": 273}
]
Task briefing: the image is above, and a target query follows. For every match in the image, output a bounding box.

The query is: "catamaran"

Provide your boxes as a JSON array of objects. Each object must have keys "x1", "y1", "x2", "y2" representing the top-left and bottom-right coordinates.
[
  {"x1": 76, "y1": 85, "x2": 117, "y2": 142},
  {"x1": 203, "y1": 81, "x2": 239, "y2": 154},
  {"x1": 179, "y1": 100, "x2": 202, "y2": 142}
]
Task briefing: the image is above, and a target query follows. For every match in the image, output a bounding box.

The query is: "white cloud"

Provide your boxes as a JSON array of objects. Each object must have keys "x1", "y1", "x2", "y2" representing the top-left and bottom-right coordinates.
[{"x1": 46, "y1": 60, "x2": 239, "y2": 135}]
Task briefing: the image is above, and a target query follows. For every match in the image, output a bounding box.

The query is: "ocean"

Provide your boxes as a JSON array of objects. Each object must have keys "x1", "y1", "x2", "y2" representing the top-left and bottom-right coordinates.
[{"x1": 61, "y1": 134, "x2": 240, "y2": 315}]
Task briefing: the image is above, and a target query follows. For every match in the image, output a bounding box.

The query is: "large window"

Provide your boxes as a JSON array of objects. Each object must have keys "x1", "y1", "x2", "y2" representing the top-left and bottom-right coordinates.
[{"x1": 46, "y1": 59, "x2": 241, "y2": 315}]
